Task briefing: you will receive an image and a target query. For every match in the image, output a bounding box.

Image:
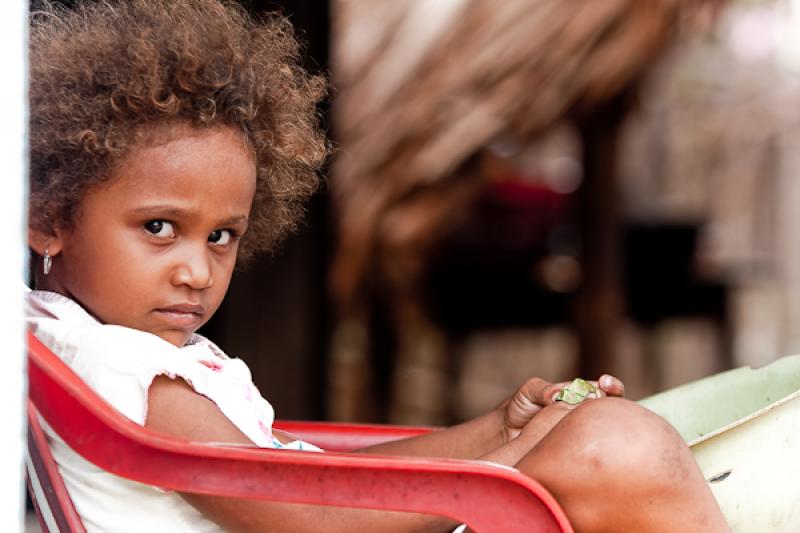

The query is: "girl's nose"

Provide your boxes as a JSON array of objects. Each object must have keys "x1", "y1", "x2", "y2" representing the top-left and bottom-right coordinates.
[{"x1": 171, "y1": 248, "x2": 214, "y2": 290}]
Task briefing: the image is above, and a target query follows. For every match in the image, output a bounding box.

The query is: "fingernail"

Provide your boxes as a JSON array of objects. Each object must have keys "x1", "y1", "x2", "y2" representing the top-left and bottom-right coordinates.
[{"x1": 600, "y1": 375, "x2": 613, "y2": 389}]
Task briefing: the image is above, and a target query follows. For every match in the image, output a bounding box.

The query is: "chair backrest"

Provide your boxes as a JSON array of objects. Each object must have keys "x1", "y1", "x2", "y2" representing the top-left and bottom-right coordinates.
[
  {"x1": 26, "y1": 401, "x2": 86, "y2": 533},
  {"x1": 27, "y1": 331, "x2": 573, "y2": 533}
]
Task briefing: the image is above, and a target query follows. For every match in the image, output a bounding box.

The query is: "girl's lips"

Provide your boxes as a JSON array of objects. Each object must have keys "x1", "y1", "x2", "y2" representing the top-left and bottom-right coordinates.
[
  {"x1": 154, "y1": 305, "x2": 205, "y2": 327},
  {"x1": 160, "y1": 303, "x2": 205, "y2": 314}
]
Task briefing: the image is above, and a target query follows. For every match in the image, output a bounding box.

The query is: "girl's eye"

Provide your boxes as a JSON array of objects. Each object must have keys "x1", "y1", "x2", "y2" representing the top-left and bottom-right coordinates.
[
  {"x1": 208, "y1": 229, "x2": 233, "y2": 246},
  {"x1": 144, "y1": 220, "x2": 175, "y2": 238}
]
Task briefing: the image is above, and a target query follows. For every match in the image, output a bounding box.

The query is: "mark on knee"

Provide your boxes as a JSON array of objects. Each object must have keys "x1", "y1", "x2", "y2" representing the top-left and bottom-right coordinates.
[{"x1": 660, "y1": 446, "x2": 691, "y2": 482}]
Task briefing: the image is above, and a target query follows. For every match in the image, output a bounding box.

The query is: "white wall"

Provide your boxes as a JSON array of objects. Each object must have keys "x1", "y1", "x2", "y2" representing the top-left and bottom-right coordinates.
[{"x1": 0, "y1": 0, "x2": 28, "y2": 530}]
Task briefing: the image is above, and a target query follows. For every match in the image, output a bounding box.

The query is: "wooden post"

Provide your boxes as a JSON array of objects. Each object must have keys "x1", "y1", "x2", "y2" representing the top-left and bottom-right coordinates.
[{"x1": 574, "y1": 97, "x2": 629, "y2": 380}]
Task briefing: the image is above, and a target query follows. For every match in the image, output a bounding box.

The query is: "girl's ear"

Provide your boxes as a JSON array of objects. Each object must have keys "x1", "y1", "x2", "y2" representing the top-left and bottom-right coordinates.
[{"x1": 28, "y1": 227, "x2": 64, "y2": 257}]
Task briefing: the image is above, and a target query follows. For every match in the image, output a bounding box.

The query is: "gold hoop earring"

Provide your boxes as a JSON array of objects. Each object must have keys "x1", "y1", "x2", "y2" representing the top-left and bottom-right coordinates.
[{"x1": 43, "y1": 247, "x2": 52, "y2": 276}]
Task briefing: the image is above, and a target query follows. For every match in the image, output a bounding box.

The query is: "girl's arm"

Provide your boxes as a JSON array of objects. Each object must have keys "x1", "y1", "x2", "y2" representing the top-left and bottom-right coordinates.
[
  {"x1": 146, "y1": 375, "x2": 460, "y2": 533},
  {"x1": 146, "y1": 374, "x2": 623, "y2": 532},
  {"x1": 145, "y1": 375, "x2": 571, "y2": 531},
  {"x1": 356, "y1": 374, "x2": 624, "y2": 464}
]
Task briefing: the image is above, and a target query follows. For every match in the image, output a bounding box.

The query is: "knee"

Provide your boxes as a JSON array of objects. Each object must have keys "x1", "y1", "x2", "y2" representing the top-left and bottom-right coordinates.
[
  {"x1": 515, "y1": 399, "x2": 725, "y2": 532},
  {"x1": 540, "y1": 397, "x2": 695, "y2": 483}
]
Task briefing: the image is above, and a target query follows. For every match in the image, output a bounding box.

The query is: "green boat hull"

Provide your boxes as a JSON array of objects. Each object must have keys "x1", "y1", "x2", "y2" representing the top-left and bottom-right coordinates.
[{"x1": 640, "y1": 355, "x2": 800, "y2": 531}]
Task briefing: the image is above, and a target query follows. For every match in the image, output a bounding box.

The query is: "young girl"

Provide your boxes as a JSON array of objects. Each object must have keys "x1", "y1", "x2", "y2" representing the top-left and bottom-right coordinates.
[{"x1": 26, "y1": 1, "x2": 728, "y2": 531}]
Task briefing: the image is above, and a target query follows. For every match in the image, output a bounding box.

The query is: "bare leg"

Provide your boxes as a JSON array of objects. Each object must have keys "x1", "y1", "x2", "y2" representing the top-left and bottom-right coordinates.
[{"x1": 515, "y1": 398, "x2": 728, "y2": 532}]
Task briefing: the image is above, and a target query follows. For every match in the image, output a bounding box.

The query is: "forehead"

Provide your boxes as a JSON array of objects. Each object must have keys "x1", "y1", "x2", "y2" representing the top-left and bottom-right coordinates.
[
  {"x1": 93, "y1": 125, "x2": 258, "y2": 213},
  {"x1": 130, "y1": 122, "x2": 254, "y2": 159}
]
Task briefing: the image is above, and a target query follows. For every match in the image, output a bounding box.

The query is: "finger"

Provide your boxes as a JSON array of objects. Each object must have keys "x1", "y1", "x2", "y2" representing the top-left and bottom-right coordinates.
[
  {"x1": 516, "y1": 377, "x2": 562, "y2": 406},
  {"x1": 598, "y1": 374, "x2": 625, "y2": 397},
  {"x1": 505, "y1": 390, "x2": 543, "y2": 431},
  {"x1": 505, "y1": 377, "x2": 554, "y2": 430}
]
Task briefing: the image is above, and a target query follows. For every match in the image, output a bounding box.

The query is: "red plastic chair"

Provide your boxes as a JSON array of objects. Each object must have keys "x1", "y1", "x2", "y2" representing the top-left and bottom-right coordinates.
[{"x1": 26, "y1": 331, "x2": 573, "y2": 533}]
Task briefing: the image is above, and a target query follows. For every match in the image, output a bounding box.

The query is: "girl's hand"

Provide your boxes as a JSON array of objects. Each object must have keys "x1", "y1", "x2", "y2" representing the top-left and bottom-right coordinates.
[{"x1": 502, "y1": 374, "x2": 625, "y2": 441}]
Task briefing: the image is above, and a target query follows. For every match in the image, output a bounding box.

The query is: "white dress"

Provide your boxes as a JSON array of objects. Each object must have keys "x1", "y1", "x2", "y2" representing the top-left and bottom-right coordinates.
[{"x1": 26, "y1": 289, "x2": 319, "y2": 532}]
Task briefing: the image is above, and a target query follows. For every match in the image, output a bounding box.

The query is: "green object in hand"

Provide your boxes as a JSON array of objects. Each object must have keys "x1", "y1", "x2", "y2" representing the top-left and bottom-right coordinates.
[{"x1": 555, "y1": 378, "x2": 597, "y2": 405}]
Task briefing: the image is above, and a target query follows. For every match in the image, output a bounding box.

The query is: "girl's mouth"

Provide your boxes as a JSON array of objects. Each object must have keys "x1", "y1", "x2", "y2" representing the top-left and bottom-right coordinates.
[{"x1": 154, "y1": 304, "x2": 205, "y2": 327}]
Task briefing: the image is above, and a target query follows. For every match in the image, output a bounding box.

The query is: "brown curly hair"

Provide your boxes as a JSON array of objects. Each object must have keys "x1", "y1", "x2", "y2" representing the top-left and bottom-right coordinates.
[{"x1": 29, "y1": 0, "x2": 328, "y2": 259}]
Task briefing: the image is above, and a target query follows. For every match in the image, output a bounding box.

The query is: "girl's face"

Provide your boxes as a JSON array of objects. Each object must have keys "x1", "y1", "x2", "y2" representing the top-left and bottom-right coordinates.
[{"x1": 33, "y1": 126, "x2": 257, "y2": 347}]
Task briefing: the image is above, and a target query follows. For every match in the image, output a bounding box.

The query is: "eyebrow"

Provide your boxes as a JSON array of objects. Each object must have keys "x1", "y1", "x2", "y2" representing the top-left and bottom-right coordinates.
[{"x1": 129, "y1": 205, "x2": 249, "y2": 227}]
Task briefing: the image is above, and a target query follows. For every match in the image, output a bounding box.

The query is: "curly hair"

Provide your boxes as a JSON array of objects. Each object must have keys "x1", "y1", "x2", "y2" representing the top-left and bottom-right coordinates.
[{"x1": 29, "y1": 0, "x2": 328, "y2": 259}]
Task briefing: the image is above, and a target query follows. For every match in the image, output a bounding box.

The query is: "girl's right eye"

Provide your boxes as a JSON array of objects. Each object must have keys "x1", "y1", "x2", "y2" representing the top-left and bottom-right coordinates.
[{"x1": 144, "y1": 220, "x2": 176, "y2": 239}]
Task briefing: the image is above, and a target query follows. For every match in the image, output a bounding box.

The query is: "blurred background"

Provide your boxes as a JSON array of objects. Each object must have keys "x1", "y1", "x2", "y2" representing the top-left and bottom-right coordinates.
[{"x1": 193, "y1": 0, "x2": 800, "y2": 427}]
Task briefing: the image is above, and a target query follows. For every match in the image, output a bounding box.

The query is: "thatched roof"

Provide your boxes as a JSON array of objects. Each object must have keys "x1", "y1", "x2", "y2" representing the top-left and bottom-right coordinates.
[{"x1": 330, "y1": 0, "x2": 723, "y2": 311}]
